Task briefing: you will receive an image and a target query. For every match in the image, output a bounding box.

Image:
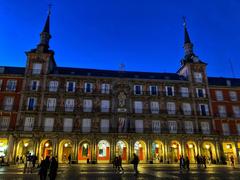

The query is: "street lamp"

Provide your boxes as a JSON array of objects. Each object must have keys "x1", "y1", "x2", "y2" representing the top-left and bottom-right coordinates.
[
  {"x1": 226, "y1": 144, "x2": 231, "y2": 149},
  {"x1": 24, "y1": 142, "x2": 29, "y2": 147},
  {"x1": 156, "y1": 144, "x2": 159, "y2": 148},
  {"x1": 205, "y1": 144, "x2": 210, "y2": 149},
  {"x1": 64, "y1": 143, "x2": 69, "y2": 148},
  {"x1": 45, "y1": 142, "x2": 49, "y2": 148},
  {"x1": 188, "y1": 144, "x2": 193, "y2": 149},
  {"x1": 172, "y1": 144, "x2": 177, "y2": 148}
]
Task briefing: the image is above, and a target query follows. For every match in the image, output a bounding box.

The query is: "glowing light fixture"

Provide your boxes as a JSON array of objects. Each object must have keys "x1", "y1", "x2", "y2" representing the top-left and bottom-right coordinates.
[
  {"x1": 24, "y1": 143, "x2": 29, "y2": 147},
  {"x1": 205, "y1": 144, "x2": 210, "y2": 149},
  {"x1": 45, "y1": 142, "x2": 49, "y2": 148},
  {"x1": 139, "y1": 144, "x2": 142, "y2": 148},
  {"x1": 64, "y1": 143, "x2": 69, "y2": 148},
  {"x1": 188, "y1": 144, "x2": 193, "y2": 149},
  {"x1": 156, "y1": 144, "x2": 159, "y2": 148},
  {"x1": 226, "y1": 144, "x2": 231, "y2": 149},
  {"x1": 83, "y1": 143, "x2": 88, "y2": 149},
  {"x1": 172, "y1": 144, "x2": 177, "y2": 148}
]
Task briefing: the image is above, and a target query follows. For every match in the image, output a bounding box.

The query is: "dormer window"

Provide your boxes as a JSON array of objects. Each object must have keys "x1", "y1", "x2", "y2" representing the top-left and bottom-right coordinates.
[
  {"x1": 32, "y1": 63, "x2": 42, "y2": 74},
  {"x1": 194, "y1": 72, "x2": 202, "y2": 83}
]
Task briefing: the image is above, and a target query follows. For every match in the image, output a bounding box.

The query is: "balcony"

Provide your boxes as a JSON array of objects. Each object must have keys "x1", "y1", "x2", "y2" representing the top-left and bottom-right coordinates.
[{"x1": 0, "y1": 105, "x2": 18, "y2": 112}]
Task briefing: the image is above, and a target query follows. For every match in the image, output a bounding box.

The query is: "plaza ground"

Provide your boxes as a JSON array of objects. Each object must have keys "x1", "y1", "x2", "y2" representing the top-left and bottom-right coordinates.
[{"x1": 0, "y1": 163, "x2": 240, "y2": 180}]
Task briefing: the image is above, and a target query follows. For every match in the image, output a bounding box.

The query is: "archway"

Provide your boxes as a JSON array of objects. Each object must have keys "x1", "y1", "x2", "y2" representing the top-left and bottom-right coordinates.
[
  {"x1": 152, "y1": 140, "x2": 164, "y2": 163},
  {"x1": 134, "y1": 140, "x2": 147, "y2": 163},
  {"x1": 116, "y1": 140, "x2": 128, "y2": 163},
  {"x1": 0, "y1": 138, "x2": 8, "y2": 162},
  {"x1": 58, "y1": 139, "x2": 73, "y2": 163},
  {"x1": 186, "y1": 141, "x2": 197, "y2": 163},
  {"x1": 40, "y1": 140, "x2": 53, "y2": 160},
  {"x1": 78, "y1": 141, "x2": 91, "y2": 163},
  {"x1": 169, "y1": 141, "x2": 181, "y2": 163},
  {"x1": 202, "y1": 142, "x2": 217, "y2": 164},
  {"x1": 222, "y1": 142, "x2": 237, "y2": 165},
  {"x1": 97, "y1": 140, "x2": 110, "y2": 163},
  {"x1": 16, "y1": 139, "x2": 34, "y2": 163}
]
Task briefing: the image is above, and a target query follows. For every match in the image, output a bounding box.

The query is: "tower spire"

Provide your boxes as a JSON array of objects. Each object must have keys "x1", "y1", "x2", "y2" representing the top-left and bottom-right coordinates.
[
  {"x1": 182, "y1": 17, "x2": 193, "y2": 56},
  {"x1": 37, "y1": 5, "x2": 52, "y2": 52}
]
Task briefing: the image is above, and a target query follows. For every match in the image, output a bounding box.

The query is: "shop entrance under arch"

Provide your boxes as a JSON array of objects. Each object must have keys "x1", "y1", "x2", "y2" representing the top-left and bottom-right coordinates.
[
  {"x1": 201, "y1": 142, "x2": 217, "y2": 164},
  {"x1": 151, "y1": 140, "x2": 164, "y2": 163},
  {"x1": 169, "y1": 141, "x2": 181, "y2": 163},
  {"x1": 40, "y1": 140, "x2": 53, "y2": 160},
  {"x1": 186, "y1": 141, "x2": 197, "y2": 163},
  {"x1": 97, "y1": 140, "x2": 110, "y2": 163},
  {"x1": 134, "y1": 140, "x2": 147, "y2": 163},
  {"x1": 16, "y1": 139, "x2": 34, "y2": 161},
  {"x1": 58, "y1": 140, "x2": 73, "y2": 163},
  {"x1": 78, "y1": 141, "x2": 91, "y2": 163},
  {"x1": 222, "y1": 142, "x2": 237, "y2": 165},
  {"x1": 116, "y1": 140, "x2": 128, "y2": 163}
]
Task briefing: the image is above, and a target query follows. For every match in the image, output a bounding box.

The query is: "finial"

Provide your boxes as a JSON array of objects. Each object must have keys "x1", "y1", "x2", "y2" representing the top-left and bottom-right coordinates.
[{"x1": 182, "y1": 16, "x2": 187, "y2": 28}]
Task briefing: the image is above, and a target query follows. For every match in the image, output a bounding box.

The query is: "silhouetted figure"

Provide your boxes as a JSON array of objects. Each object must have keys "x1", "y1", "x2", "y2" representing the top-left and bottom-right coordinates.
[
  {"x1": 39, "y1": 158, "x2": 49, "y2": 180},
  {"x1": 49, "y1": 157, "x2": 58, "y2": 180},
  {"x1": 118, "y1": 155, "x2": 124, "y2": 173},
  {"x1": 131, "y1": 153, "x2": 139, "y2": 175},
  {"x1": 179, "y1": 155, "x2": 184, "y2": 171},
  {"x1": 16, "y1": 156, "x2": 19, "y2": 165},
  {"x1": 230, "y1": 156, "x2": 234, "y2": 167},
  {"x1": 185, "y1": 157, "x2": 190, "y2": 171},
  {"x1": 202, "y1": 156, "x2": 206, "y2": 168},
  {"x1": 68, "y1": 154, "x2": 71, "y2": 165}
]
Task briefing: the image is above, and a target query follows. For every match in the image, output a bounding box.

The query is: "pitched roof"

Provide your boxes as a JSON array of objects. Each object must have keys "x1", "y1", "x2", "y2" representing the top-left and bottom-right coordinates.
[
  {"x1": 0, "y1": 66, "x2": 25, "y2": 75},
  {"x1": 208, "y1": 77, "x2": 240, "y2": 87}
]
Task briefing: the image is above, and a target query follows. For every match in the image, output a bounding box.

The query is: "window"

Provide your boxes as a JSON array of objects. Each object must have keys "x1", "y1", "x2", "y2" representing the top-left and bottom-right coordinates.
[
  {"x1": 0, "y1": 117, "x2": 10, "y2": 131},
  {"x1": 49, "y1": 81, "x2": 58, "y2": 92},
  {"x1": 184, "y1": 121, "x2": 193, "y2": 134},
  {"x1": 222, "y1": 123, "x2": 230, "y2": 135},
  {"x1": 30, "y1": 80, "x2": 39, "y2": 91},
  {"x1": 134, "y1": 101, "x2": 143, "y2": 113},
  {"x1": 32, "y1": 63, "x2": 42, "y2": 74},
  {"x1": 196, "y1": 88, "x2": 206, "y2": 98},
  {"x1": 194, "y1": 72, "x2": 203, "y2": 83},
  {"x1": 237, "y1": 124, "x2": 240, "y2": 136},
  {"x1": 218, "y1": 105, "x2": 226, "y2": 117},
  {"x1": 101, "y1": 83, "x2": 110, "y2": 94},
  {"x1": 181, "y1": 87, "x2": 189, "y2": 97},
  {"x1": 168, "y1": 121, "x2": 177, "y2": 133},
  {"x1": 233, "y1": 106, "x2": 240, "y2": 118},
  {"x1": 44, "y1": 118, "x2": 54, "y2": 132},
  {"x1": 65, "y1": 99, "x2": 75, "y2": 112},
  {"x1": 182, "y1": 103, "x2": 191, "y2": 115},
  {"x1": 150, "y1": 101, "x2": 159, "y2": 114},
  {"x1": 149, "y1": 86, "x2": 157, "y2": 95},
  {"x1": 100, "y1": 119, "x2": 109, "y2": 133},
  {"x1": 82, "y1": 118, "x2": 91, "y2": 133},
  {"x1": 134, "y1": 85, "x2": 142, "y2": 95},
  {"x1": 152, "y1": 120, "x2": 161, "y2": 133},
  {"x1": 101, "y1": 100, "x2": 110, "y2": 112},
  {"x1": 83, "y1": 99, "x2": 92, "y2": 112},
  {"x1": 84, "y1": 83, "x2": 93, "y2": 93},
  {"x1": 24, "y1": 117, "x2": 34, "y2": 131},
  {"x1": 215, "y1": 90, "x2": 223, "y2": 101},
  {"x1": 27, "y1": 97, "x2": 36, "y2": 110},
  {"x1": 6, "y1": 80, "x2": 17, "y2": 91},
  {"x1": 3, "y1": 96, "x2": 14, "y2": 111},
  {"x1": 46, "y1": 98, "x2": 56, "y2": 111},
  {"x1": 66, "y1": 81, "x2": 76, "y2": 92},
  {"x1": 199, "y1": 104, "x2": 209, "y2": 116},
  {"x1": 135, "y1": 120, "x2": 143, "y2": 133},
  {"x1": 0, "y1": 80, "x2": 2, "y2": 90},
  {"x1": 63, "y1": 118, "x2": 73, "y2": 132},
  {"x1": 229, "y1": 91, "x2": 237, "y2": 101},
  {"x1": 201, "y1": 122, "x2": 210, "y2": 134},
  {"x1": 167, "y1": 102, "x2": 176, "y2": 115},
  {"x1": 165, "y1": 86, "x2": 174, "y2": 96}
]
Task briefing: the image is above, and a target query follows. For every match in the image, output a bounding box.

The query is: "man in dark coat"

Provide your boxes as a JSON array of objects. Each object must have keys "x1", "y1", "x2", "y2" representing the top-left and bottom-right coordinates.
[
  {"x1": 131, "y1": 153, "x2": 139, "y2": 175},
  {"x1": 49, "y1": 157, "x2": 58, "y2": 180}
]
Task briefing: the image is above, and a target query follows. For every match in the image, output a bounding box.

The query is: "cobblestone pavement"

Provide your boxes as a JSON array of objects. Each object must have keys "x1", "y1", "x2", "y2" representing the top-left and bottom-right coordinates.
[{"x1": 0, "y1": 164, "x2": 239, "y2": 180}]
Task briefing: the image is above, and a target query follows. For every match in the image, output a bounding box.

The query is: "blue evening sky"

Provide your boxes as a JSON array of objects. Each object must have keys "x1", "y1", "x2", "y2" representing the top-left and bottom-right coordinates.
[{"x1": 0, "y1": 0, "x2": 240, "y2": 77}]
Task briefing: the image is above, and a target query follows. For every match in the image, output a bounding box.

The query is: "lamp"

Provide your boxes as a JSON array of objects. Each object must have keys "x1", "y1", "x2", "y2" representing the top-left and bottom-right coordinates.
[
  {"x1": 226, "y1": 144, "x2": 231, "y2": 149},
  {"x1": 172, "y1": 144, "x2": 177, "y2": 148},
  {"x1": 139, "y1": 144, "x2": 142, "y2": 148},
  {"x1": 45, "y1": 142, "x2": 49, "y2": 148},
  {"x1": 156, "y1": 144, "x2": 159, "y2": 148},
  {"x1": 205, "y1": 144, "x2": 210, "y2": 149},
  {"x1": 64, "y1": 143, "x2": 69, "y2": 148},
  {"x1": 24, "y1": 143, "x2": 29, "y2": 147},
  {"x1": 188, "y1": 144, "x2": 193, "y2": 149}
]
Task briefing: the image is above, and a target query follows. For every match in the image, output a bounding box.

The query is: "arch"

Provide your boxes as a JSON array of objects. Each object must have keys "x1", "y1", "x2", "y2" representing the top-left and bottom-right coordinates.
[
  {"x1": 134, "y1": 140, "x2": 147, "y2": 163},
  {"x1": 152, "y1": 140, "x2": 164, "y2": 163},
  {"x1": 16, "y1": 139, "x2": 34, "y2": 161},
  {"x1": 169, "y1": 140, "x2": 181, "y2": 163},
  {"x1": 0, "y1": 138, "x2": 9, "y2": 162},
  {"x1": 58, "y1": 139, "x2": 74, "y2": 163},
  {"x1": 39, "y1": 139, "x2": 53, "y2": 160},
  {"x1": 116, "y1": 140, "x2": 128, "y2": 163},
  {"x1": 201, "y1": 141, "x2": 217, "y2": 164},
  {"x1": 78, "y1": 140, "x2": 91, "y2": 163},
  {"x1": 186, "y1": 141, "x2": 197, "y2": 163},
  {"x1": 97, "y1": 140, "x2": 110, "y2": 163},
  {"x1": 222, "y1": 142, "x2": 237, "y2": 165}
]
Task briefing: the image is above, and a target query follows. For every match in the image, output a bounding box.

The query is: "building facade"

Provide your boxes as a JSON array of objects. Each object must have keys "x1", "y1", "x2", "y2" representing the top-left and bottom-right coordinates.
[{"x1": 0, "y1": 13, "x2": 240, "y2": 164}]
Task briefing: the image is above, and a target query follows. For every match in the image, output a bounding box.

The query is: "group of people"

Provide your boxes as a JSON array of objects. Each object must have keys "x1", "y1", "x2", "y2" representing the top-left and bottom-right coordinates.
[
  {"x1": 112, "y1": 155, "x2": 124, "y2": 173},
  {"x1": 195, "y1": 154, "x2": 208, "y2": 168},
  {"x1": 16, "y1": 153, "x2": 38, "y2": 173},
  {"x1": 179, "y1": 155, "x2": 190, "y2": 171},
  {"x1": 39, "y1": 156, "x2": 58, "y2": 180}
]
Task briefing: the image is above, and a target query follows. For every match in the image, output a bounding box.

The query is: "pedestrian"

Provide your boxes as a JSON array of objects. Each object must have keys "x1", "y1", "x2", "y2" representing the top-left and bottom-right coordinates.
[
  {"x1": 131, "y1": 153, "x2": 139, "y2": 175},
  {"x1": 230, "y1": 156, "x2": 234, "y2": 167},
  {"x1": 179, "y1": 155, "x2": 184, "y2": 171},
  {"x1": 20, "y1": 156, "x2": 23, "y2": 163},
  {"x1": 49, "y1": 156, "x2": 58, "y2": 180},
  {"x1": 185, "y1": 156, "x2": 190, "y2": 171},
  {"x1": 202, "y1": 156, "x2": 206, "y2": 168},
  {"x1": 114, "y1": 156, "x2": 119, "y2": 173},
  {"x1": 39, "y1": 158, "x2": 48, "y2": 180},
  {"x1": 118, "y1": 155, "x2": 124, "y2": 173},
  {"x1": 32, "y1": 155, "x2": 37, "y2": 168},
  {"x1": 26, "y1": 153, "x2": 33, "y2": 173},
  {"x1": 68, "y1": 154, "x2": 71, "y2": 165},
  {"x1": 16, "y1": 155, "x2": 19, "y2": 165}
]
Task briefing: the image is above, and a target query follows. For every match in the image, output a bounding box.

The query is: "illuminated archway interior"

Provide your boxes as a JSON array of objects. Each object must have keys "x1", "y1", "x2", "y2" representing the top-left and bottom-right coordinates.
[
  {"x1": 152, "y1": 141, "x2": 164, "y2": 163},
  {"x1": 58, "y1": 140, "x2": 73, "y2": 163},
  {"x1": 134, "y1": 140, "x2": 146, "y2": 161},
  {"x1": 116, "y1": 140, "x2": 127, "y2": 161},
  {"x1": 78, "y1": 142, "x2": 91, "y2": 163},
  {"x1": 97, "y1": 140, "x2": 110, "y2": 162}
]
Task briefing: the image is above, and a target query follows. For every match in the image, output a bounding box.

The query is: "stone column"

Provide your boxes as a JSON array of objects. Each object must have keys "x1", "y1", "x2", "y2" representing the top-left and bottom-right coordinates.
[
  {"x1": 7, "y1": 134, "x2": 15, "y2": 163},
  {"x1": 73, "y1": 139, "x2": 78, "y2": 162},
  {"x1": 215, "y1": 141, "x2": 222, "y2": 163},
  {"x1": 164, "y1": 139, "x2": 168, "y2": 163},
  {"x1": 147, "y1": 139, "x2": 152, "y2": 163},
  {"x1": 197, "y1": 140, "x2": 201, "y2": 155},
  {"x1": 91, "y1": 138, "x2": 96, "y2": 162},
  {"x1": 110, "y1": 138, "x2": 115, "y2": 162},
  {"x1": 234, "y1": 142, "x2": 239, "y2": 164},
  {"x1": 181, "y1": 140, "x2": 185, "y2": 157},
  {"x1": 52, "y1": 138, "x2": 58, "y2": 157}
]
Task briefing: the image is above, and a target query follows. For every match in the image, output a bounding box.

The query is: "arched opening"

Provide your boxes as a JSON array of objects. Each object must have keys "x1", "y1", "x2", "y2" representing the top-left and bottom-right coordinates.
[
  {"x1": 0, "y1": 138, "x2": 8, "y2": 162},
  {"x1": 169, "y1": 141, "x2": 181, "y2": 163},
  {"x1": 202, "y1": 142, "x2": 217, "y2": 164},
  {"x1": 134, "y1": 140, "x2": 146, "y2": 163},
  {"x1": 186, "y1": 141, "x2": 197, "y2": 163},
  {"x1": 78, "y1": 141, "x2": 91, "y2": 163},
  {"x1": 152, "y1": 140, "x2": 164, "y2": 163},
  {"x1": 16, "y1": 139, "x2": 34, "y2": 163},
  {"x1": 40, "y1": 140, "x2": 53, "y2": 160},
  {"x1": 116, "y1": 140, "x2": 128, "y2": 163},
  {"x1": 58, "y1": 140, "x2": 73, "y2": 163},
  {"x1": 97, "y1": 140, "x2": 110, "y2": 163},
  {"x1": 222, "y1": 142, "x2": 237, "y2": 165}
]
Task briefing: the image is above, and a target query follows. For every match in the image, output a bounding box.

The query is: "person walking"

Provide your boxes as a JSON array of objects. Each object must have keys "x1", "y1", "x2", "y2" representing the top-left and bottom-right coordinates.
[
  {"x1": 179, "y1": 155, "x2": 184, "y2": 171},
  {"x1": 16, "y1": 156, "x2": 19, "y2": 165},
  {"x1": 118, "y1": 155, "x2": 124, "y2": 174},
  {"x1": 49, "y1": 157, "x2": 58, "y2": 180},
  {"x1": 185, "y1": 156, "x2": 190, "y2": 171},
  {"x1": 230, "y1": 156, "x2": 234, "y2": 167},
  {"x1": 39, "y1": 158, "x2": 48, "y2": 180},
  {"x1": 131, "y1": 153, "x2": 139, "y2": 175},
  {"x1": 202, "y1": 156, "x2": 206, "y2": 168},
  {"x1": 68, "y1": 154, "x2": 72, "y2": 165}
]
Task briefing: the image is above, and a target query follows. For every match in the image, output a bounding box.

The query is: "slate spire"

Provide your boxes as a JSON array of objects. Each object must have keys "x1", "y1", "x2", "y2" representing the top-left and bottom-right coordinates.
[{"x1": 183, "y1": 17, "x2": 193, "y2": 56}]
